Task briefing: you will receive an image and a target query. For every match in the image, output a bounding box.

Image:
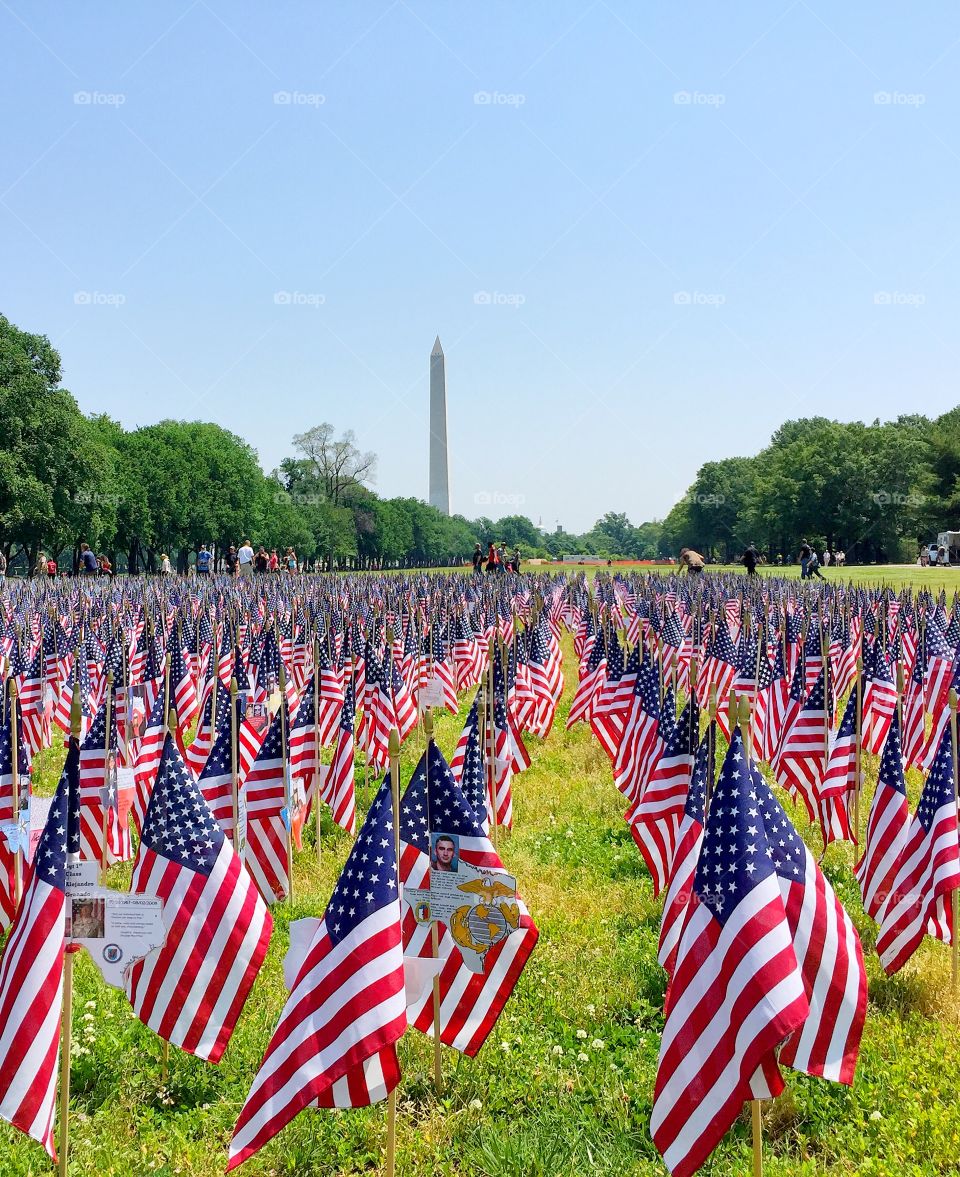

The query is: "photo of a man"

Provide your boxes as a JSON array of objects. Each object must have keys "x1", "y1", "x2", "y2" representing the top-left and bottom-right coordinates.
[
  {"x1": 431, "y1": 833, "x2": 459, "y2": 873},
  {"x1": 70, "y1": 897, "x2": 106, "y2": 939}
]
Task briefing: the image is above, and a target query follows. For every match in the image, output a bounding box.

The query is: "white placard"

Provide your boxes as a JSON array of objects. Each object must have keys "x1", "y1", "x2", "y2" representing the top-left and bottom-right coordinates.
[{"x1": 68, "y1": 892, "x2": 165, "y2": 988}]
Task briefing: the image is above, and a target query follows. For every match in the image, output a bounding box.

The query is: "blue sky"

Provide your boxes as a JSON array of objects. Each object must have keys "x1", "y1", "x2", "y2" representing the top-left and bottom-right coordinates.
[{"x1": 2, "y1": 2, "x2": 959, "y2": 533}]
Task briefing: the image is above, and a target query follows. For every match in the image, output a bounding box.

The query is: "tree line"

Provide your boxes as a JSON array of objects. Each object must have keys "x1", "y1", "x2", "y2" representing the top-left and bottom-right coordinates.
[
  {"x1": 5, "y1": 312, "x2": 953, "y2": 571},
  {"x1": 0, "y1": 314, "x2": 648, "y2": 572}
]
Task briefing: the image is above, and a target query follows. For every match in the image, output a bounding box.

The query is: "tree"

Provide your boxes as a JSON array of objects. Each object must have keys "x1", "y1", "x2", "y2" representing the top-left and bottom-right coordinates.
[{"x1": 290, "y1": 424, "x2": 376, "y2": 506}]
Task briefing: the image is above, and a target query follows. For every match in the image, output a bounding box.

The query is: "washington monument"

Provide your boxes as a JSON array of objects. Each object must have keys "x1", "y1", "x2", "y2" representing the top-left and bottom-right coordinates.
[{"x1": 429, "y1": 336, "x2": 450, "y2": 514}]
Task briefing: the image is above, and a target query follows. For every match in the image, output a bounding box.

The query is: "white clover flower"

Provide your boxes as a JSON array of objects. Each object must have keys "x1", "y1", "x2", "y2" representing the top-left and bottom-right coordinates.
[
  {"x1": 591, "y1": 1039, "x2": 605, "y2": 1050},
  {"x1": 83, "y1": 1013, "x2": 95, "y2": 1022},
  {"x1": 500, "y1": 1041, "x2": 511, "y2": 1053},
  {"x1": 586, "y1": 1004, "x2": 595, "y2": 1015},
  {"x1": 552, "y1": 1045, "x2": 564, "y2": 1056},
  {"x1": 870, "y1": 1110, "x2": 883, "y2": 1122},
  {"x1": 84, "y1": 1000, "x2": 96, "y2": 1010},
  {"x1": 576, "y1": 1028, "x2": 587, "y2": 1039},
  {"x1": 577, "y1": 1052, "x2": 589, "y2": 1062},
  {"x1": 565, "y1": 829, "x2": 574, "y2": 839},
  {"x1": 469, "y1": 1098, "x2": 483, "y2": 1111}
]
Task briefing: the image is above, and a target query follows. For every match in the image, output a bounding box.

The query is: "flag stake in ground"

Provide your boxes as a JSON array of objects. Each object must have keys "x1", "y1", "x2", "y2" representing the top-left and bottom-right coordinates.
[
  {"x1": 278, "y1": 660, "x2": 294, "y2": 906},
  {"x1": 98, "y1": 672, "x2": 113, "y2": 884},
  {"x1": 313, "y1": 639, "x2": 322, "y2": 863},
  {"x1": 422, "y1": 706, "x2": 443, "y2": 1095},
  {"x1": 59, "y1": 682, "x2": 84, "y2": 1177},
  {"x1": 386, "y1": 725, "x2": 402, "y2": 1177},
  {"x1": 951, "y1": 689, "x2": 959, "y2": 990},
  {"x1": 230, "y1": 677, "x2": 240, "y2": 848},
  {"x1": 9, "y1": 679, "x2": 22, "y2": 908},
  {"x1": 739, "y1": 692, "x2": 764, "y2": 1177}
]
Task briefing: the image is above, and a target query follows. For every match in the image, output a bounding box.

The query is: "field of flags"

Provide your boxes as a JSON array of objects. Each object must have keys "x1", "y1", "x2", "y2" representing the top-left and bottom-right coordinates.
[{"x1": 0, "y1": 568, "x2": 958, "y2": 1174}]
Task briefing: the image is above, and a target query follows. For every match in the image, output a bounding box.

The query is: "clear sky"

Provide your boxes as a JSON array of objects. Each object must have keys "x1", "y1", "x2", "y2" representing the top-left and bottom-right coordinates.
[{"x1": 2, "y1": 3, "x2": 958, "y2": 533}]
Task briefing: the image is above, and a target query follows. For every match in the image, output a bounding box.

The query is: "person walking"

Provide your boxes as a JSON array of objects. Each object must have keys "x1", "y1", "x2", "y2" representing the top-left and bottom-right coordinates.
[
  {"x1": 285, "y1": 547, "x2": 298, "y2": 573},
  {"x1": 485, "y1": 542, "x2": 499, "y2": 574},
  {"x1": 159, "y1": 552, "x2": 171, "y2": 576},
  {"x1": 255, "y1": 546, "x2": 269, "y2": 574},
  {"x1": 237, "y1": 539, "x2": 254, "y2": 578},
  {"x1": 740, "y1": 543, "x2": 760, "y2": 576},
  {"x1": 224, "y1": 545, "x2": 238, "y2": 576},
  {"x1": 823, "y1": 549, "x2": 832, "y2": 567},
  {"x1": 34, "y1": 550, "x2": 47, "y2": 577},
  {"x1": 268, "y1": 548, "x2": 279, "y2": 573},
  {"x1": 798, "y1": 540, "x2": 812, "y2": 579},
  {"x1": 46, "y1": 555, "x2": 57, "y2": 579},
  {"x1": 196, "y1": 544, "x2": 212, "y2": 577},
  {"x1": 472, "y1": 543, "x2": 483, "y2": 574},
  {"x1": 807, "y1": 549, "x2": 826, "y2": 581}
]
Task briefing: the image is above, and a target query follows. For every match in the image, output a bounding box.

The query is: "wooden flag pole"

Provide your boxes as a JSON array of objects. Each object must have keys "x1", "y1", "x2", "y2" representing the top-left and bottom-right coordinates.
[
  {"x1": 99, "y1": 673, "x2": 114, "y2": 884},
  {"x1": 161, "y1": 705, "x2": 180, "y2": 1086},
  {"x1": 279, "y1": 661, "x2": 294, "y2": 906},
  {"x1": 9, "y1": 679, "x2": 22, "y2": 907},
  {"x1": 853, "y1": 657, "x2": 864, "y2": 843},
  {"x1": 385, "y1": 726, "x2": 402, "y2": 1177},
  {"x1": 59, "y1": 686, "x2": 85, "y2": 1177},
  {"x1": 738, "y1": 693, "x2": 763, "y2": 1177},
  {"x1": 950, "y1": 689, "x2": 959, "y2": 990},
  {"x1": 313, "y1": 640, "x2": 322, "y2": 863},
  {"x1": 705, "y1": 684, "x2": 718, "y2": 815},
  {"x1": 486, "y1": 638, "x2": 499, "y2": 854},
  {"x1": 230, "y1": 677, "x2": 240, "y2": 849},
  {"x1": 422, "y1": 707, "x2": 443, "y2": 1095}
]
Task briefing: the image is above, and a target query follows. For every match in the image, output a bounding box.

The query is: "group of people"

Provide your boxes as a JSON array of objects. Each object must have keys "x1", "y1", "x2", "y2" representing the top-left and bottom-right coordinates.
[
  {"x1": 33, "y1": 543, "x2": 112, "y2": 578},
  {"x1": 472, "y1": 542, "x2": 522, "y2": 575},
  {"x1": 676, "y1": 541, "x2": 846, "y2": 577},
  {"x1": 196, "y1": 542, "x2": 301, "y2": 577}
]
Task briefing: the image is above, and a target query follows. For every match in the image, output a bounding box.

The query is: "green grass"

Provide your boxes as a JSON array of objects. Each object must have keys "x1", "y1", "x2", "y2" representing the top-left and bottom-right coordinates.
[{"x1": 2, "y1": 610, "x2": 960, "y2": 1174}]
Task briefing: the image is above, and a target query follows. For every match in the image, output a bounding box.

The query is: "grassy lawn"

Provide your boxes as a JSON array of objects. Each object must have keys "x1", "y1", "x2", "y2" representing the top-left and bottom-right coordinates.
[{"x1": 2, "y1": 619, "x2": 959, "y2": 1174}]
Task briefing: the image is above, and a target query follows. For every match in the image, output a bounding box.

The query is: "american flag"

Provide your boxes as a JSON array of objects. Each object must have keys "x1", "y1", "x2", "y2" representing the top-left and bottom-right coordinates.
[
  {"x1": 133, "y1": 689, "x2": 167, "y2": 834},
  {"x1": 78, "y1": 697, "x2": 132, "y2": 866},
  {"x1": 0, "y1": 736, "x2": 80, "y2": 1159},
  {"x1": 197, "y1": 701, "x2": 236, "y2": 839},
  {"x1": 817, "y1": 688, "x2": 859, "y2": 847},
  {"x1": 774, "y1": 669, "x2": 828, "y2": 821},
  {"x1": 862, "y1": 642, "x2": 897, "y2": 756},
  {"x1": 0, "y1": 700, "x2": 29, "y2": 930},
  {"x1": 650, "y1": 726, "x2": 809, "y2": 1177},
  {"x1": 400, "y1": 741, "x2": 538, "y2": 1055},
  {"x1": 169, "y1": 638, "x2": 199, "y2": 731},
  {"x1": 901, "y1": 652, "x2": 927, "y2": 771},
  {"x1": 125, "y1": 733, "x2": 272, "y2": 1060},
  {"x1": 856, "y1": 713, "x2": 911, "y2": 921},
  {"x1": 315, "y1": 643, "x2": 345, "y2": 746},
  {"x1": 657, "y1": 728, "x2": 712, "y2": 976},
  {"x1": 875, "y1": 725, "x2": 960, "y2": 974},
  {"x1": 242, "y1": 712, "x2": 290, "y2": 905},
  {"x1": 228, "y1": 774, "x2": 405, "y2": 1169},
  {"x1": 652, "y1": 727, "x2": 866, "y2": 1176},
  {"x1": 612, "y1": 659, "x2": 662, "y2": 805},
  {"x1": 749, "y1": 764, "x2": 866, "y2": 1085},
  {"x1": 626, "y1": 698, "x2": 699, "y2": 896},
  {"x1": 323, "y1": 679, "x2": 358, "y2": 835},
  {"x1": 566, "y1": 635, "x2": 606, "y2": 727}
]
